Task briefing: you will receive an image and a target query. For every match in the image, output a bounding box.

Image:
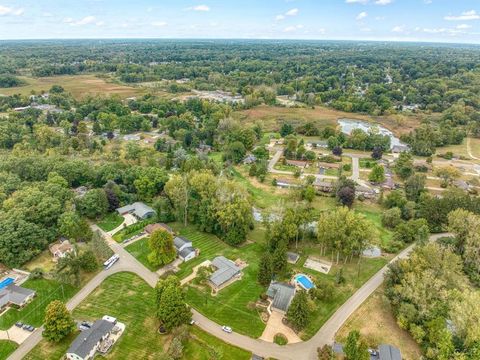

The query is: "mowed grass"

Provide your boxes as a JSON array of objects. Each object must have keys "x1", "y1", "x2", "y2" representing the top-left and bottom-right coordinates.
[
  {"x1": 0, "y1": 278, "x2": 77, "y2": 330},
  {"x1": 97, "y1": 212, "x2": 124, "y2": 232},
  {"x1": 0, "y1": 340, "x2": 17, "y2": 360},
  {"x1": 124, "y1": 237, "x2": 157, "y2": 272},
  {"x1": 0, "y1": 75, "x2": 143, "y2": 99},
  {"x1": 336, "y1": 287, "x2": 422, "y2": 360},
  {"x1": 25, "y1": 272, "x2": 251, "y2": 360}
]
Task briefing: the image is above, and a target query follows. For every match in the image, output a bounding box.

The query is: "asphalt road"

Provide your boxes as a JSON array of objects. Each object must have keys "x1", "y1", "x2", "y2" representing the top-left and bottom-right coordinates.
[{"x1": 8, "y1": 224, "x2": 451, "y2": 360}]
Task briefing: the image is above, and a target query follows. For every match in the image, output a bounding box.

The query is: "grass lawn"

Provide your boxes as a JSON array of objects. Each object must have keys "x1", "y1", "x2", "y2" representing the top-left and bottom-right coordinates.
[
  {"x1": 112, "y1": 224, "x2": 146, "y2": 243},
  {"x1": 124, "y1": 237, "x2": 157, "y2": 272},
  {"x1": 184, "y1": 241, "x2": 266, "y2": 338},
  {"x1": 336, "y1": 287, "x2": 422, "y2": 360},
  {"x1": 0, "y1": 75, "x2": 143, "y2": 99},
  {"x1": 97, "y1": 212, "x2": 124, "y2": 232},
  {"x1": 25, "y1": 272, "x2": 251, "y2": 360},
  {"x1": 0, "y1": 278, "x2": 77, "y2": 330},
  {"x1": 0, "y1": 340, "x2": 17, "y2": 360},
  {"x1": 22, "y1": 250, "x2": 56, "y2": 273}
]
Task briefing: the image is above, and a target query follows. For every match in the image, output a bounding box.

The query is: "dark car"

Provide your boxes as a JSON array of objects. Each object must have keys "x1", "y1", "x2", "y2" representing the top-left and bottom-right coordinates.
[
  {"x1": 81, "y1": 321, "x2": 92, "y2": 328},
  {"x1": 15, "y1": 322, "x2": 23, "y2": 328}
]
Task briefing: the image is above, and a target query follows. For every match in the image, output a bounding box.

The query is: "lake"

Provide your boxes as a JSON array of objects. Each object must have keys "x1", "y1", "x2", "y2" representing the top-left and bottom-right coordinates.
[{"x1": 337, "y1": 118, "x2": 405, "y2": 149}]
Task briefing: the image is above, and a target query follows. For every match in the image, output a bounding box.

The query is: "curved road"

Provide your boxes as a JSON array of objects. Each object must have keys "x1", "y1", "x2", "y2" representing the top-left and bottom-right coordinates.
[{"x1": 8, "y1": 226, "x2": 450, "y2": 360}]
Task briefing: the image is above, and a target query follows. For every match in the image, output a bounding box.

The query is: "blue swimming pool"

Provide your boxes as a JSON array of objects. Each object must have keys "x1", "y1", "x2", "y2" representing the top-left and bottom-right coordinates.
[
  {"x1": 0, "y1": 277, "x2": 14, "y2": 290},
  {"x1": 295, "y1": 274, "x2": 314, "y2": 290}
]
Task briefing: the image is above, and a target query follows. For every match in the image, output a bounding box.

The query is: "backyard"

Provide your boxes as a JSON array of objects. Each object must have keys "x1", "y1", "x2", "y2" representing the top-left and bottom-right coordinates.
[{"x1": 24, "y1": 272, "x2": 251, "y2": 360}]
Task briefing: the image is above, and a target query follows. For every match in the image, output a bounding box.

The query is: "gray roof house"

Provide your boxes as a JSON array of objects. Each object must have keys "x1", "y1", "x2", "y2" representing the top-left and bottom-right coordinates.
[
  {"x1": 266, "y1": 282, "x2": 296, "y2": 313},
  {"x1": 173, "y1": 236, "x2": 196, "y2": 262},
  {"x1": 66, "y1": 319, "x2": 115, "y2": 360},
  {"x1": 116, "y1": 202, "x2": 156, "y2": 220},
  {"x1": 376, "y1": 344, "x2": 402, "y2": 360},
  {"x1": 0, "y1": 284, "x2": 36, "y2": 310},
  {"x1": 209, "y1": 256, "x2": 242, "y2": 291}
]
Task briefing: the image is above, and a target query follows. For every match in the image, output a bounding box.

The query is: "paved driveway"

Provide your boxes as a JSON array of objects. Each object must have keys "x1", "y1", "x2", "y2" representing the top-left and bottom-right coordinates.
[{"x1": 260, "y1": 311, "x2": 301, "y2": 344}]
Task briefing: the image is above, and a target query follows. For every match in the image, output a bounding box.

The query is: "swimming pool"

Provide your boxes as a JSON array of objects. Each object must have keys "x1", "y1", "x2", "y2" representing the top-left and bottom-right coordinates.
[
  {"x1": 295, "y1": 274, "x2": 315, "y2": 290},
  {"x1": 0, "y1": 277, "x2": 14, "y2": 290}
]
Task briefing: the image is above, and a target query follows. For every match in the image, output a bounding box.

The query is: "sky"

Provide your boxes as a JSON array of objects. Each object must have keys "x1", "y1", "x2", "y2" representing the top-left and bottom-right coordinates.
[{"x1": 1, "y1": 0, "x2": 480, "y2": 43}]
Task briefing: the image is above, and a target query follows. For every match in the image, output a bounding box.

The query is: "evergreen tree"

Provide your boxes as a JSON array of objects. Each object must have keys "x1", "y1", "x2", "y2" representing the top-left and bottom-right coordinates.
[
  {"x1": 344, "y1": 330, "x2": 369, "y2": 360},
  {"x1": 257, "y1": 252, "x2": 273, "y2": 286},
  {"x1": 286, "y1": 290, "x2": 311, "y2": 331},
  {"x1": 155, "y1": 276, "x2": 191, "y2": 331},
  {"x1": 148, "y1": 229, "x2": 176, "y2": 267}
]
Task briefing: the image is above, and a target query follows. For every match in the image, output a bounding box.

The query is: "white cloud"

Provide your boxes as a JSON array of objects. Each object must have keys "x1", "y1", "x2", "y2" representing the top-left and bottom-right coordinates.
[
  {"x1": 285, "y1": 8, "x2": 299, "y2": 16},
  {"x1": 375, "y1": 0, "x2": 392, "y2": 5},
  {"x1": 276, "y1": 7, "x2": 299, "y2": 21},
  {"x1": 283, "y1": 24, "x2": 304, "y2": 32},
  {"x1": 64, "y1": 15, "x2": 100, "y2": 26},
  {"x1": 356, "y1": 11, "x2": 368, "y2": 20},
  {"x1": 0, "y1": 5, "x2": 24, "y2": 16},
  {"x1": 444, "y1": 10, "x2": 480, "y2": 21},
  {"x1": 391, "y1": 25, "x2": 405, "y2": 33},
  {"x1": 346, "y1": 0, "x2": 368, "y2": 4},
  {"x1": 187, "y1": 4, "x2": 210, "y2": 12},
  {"x1": 151, "y1": 21, "x2": 167, "y2": 27},
  {"x1": 424, "y1": 0, "x2": 432, "y2": 4},
  {"x1": 457, "y1": 24, "x2": 471, "y2": 29},
  {"x1": 42, "y1": 12, "x2": 53, "y2": 17}
]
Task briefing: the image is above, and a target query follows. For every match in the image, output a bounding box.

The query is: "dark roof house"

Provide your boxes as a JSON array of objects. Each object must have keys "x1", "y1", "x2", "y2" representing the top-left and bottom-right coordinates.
[
  {"x1": 66, "y1": 319, "x2": 115, "y2": 360},
  {"x1": 266, "y1": 282, "x2": 296, "y2": 313},
  {"x1": 145, "y1": 223, "x2": 174, "y2": 235},
  {"x1": 0, "y1": 284, "x2": 36, "y2": 309},
  {"x1": 377, "y1": 344, "x2": 402, "y2": 360}
]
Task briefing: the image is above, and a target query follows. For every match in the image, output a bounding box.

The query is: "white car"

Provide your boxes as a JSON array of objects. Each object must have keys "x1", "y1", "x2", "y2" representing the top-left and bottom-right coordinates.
[{"x1": 221, "y1": 325, "x2": 232, "y2": 333}]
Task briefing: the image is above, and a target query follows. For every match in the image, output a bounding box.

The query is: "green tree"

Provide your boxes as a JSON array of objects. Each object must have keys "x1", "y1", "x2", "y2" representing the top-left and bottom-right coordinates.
[
  {"x1": 393, "y1": 219, "x2": 429, "y2": 244},
  {"x1": 257, "y1": 252, "x2": 273, "y2": 286},
  {"x1": 155, "y1": 276, "x2": 191, "y2": 331},
  {"x1": 394, "y1": 152, "x2": 414, "y2": 180},
  {"x1": 405, "y1": 173, "x2": 426, "y2": 201},
  {"x1": 344, "y1": 330, "x2": 369, "y2": 360},
  {"x1": 368, "y1": 164, "x2": 385, "y2": 183},
  {"x1": 58, "y1": 211, "x2": 92, "y2": 242},
  {"x1": 76, "y1": 189, "x2": 109, "y2": 219},
  {"x1": 382, "y1": 207, "x2": 402, "y2": 229},
  {"x1": 286, "y1": 290, "x2": 311, "y2": 331},
  {"x1": 42, "y1": 300, "x2": 76, "y2": 342},
  {"x1": 148, "y1": 229, "x2": 176, "y2": 267}
]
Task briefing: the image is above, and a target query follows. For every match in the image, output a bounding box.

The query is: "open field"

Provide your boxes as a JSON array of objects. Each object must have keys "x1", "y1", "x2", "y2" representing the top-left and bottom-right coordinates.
[
  {"x1": 233, "y1": 105, "x2": 420, "y2": 136},
  {"x1": 0, "y1": 340, "x2": 17, "y2": 360},
  {"x1": 0, "y1": 75, "x2": 144, "y2": 99},
  {"x1": 97, "y1": 212, "x2": 124, "y2": 232},
  {"x1": 25, "y1": 272, "x2": 250, "y2": 360},
  {"x1": 336, "y1": 287, "x2": 422, "y2": 360},
  {"x1": 0, "y1": 278, "x2": 77, "y2": 330}
]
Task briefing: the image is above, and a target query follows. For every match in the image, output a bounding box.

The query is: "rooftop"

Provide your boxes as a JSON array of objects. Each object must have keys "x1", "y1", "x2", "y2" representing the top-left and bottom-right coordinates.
[
  {"x1": 377, "y1": 344, "x2": 402, "y2": 360},
  {"x1": 173, "y1": 236, "x2": 191, "y2": 250},
  {"x1": 116, "y1": 202, "x2": 155, "y2": 219},
  {"x1": 67, "y1": 319, "x2": 115, "y2": 359},
  {"x1": 0, "y1": 284, "x2": 35, "y2": 308},
  {"x1": 266, "y1": 282, "x2": 296, "y2": 313},
  {"x1": 210, "y1": 256, "x2": 241, "y2": 288}
]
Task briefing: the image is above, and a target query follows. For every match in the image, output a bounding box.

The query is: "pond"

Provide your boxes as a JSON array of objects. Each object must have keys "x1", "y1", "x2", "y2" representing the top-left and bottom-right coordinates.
[{"x1": 338, "y1": 118, "x2": 405, "y2": 149}]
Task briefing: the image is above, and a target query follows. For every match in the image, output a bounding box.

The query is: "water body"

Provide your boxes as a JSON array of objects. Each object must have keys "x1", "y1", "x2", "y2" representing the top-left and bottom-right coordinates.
[{"x1": 337, "y1": 118, "x2": 405, "y2": 149}]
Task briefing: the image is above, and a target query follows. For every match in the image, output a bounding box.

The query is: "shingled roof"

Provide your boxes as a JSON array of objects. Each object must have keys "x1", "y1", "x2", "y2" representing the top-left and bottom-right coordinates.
[
  {"x1": 67, "y1": 319, "x2": 114, "y2": 359},
  {"x1": 266, "y1": 282, "x2": 296, "y2": 313},
  {"x1": 209, "y1": 256, "x2": 241, "y2": 288}
]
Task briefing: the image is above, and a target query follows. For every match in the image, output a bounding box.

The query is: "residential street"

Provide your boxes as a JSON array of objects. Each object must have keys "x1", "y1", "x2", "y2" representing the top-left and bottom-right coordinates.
[{"x1": 8, "y1": 225, "x2": 451, "y2": 360}]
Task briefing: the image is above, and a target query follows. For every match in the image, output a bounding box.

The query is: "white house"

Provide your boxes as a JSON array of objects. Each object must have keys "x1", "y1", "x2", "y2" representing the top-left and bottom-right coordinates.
[{"x1": 173, "y1": 236, "x2": 197, "y2": 262}]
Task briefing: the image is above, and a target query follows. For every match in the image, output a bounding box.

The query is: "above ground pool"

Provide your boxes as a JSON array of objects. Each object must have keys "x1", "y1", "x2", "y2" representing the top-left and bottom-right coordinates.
[
  {"x1": 0, "y1": 277, "x2": 14, "y2": 290},
  {"x1": 295, "y1": 274, "x2": 315, "y2": 290}
]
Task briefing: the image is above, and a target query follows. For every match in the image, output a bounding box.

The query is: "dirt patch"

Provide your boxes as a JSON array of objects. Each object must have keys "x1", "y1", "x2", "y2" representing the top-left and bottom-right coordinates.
[{"x1": 336, "y1": 287, "x2": 422, "y2": 360}]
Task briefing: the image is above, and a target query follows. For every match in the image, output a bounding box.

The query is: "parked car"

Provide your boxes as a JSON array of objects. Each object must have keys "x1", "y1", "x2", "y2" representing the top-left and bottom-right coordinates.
[
  {"x1": 79, "y1": 325, "x2": 90, "y2": 331},
  {"x1": 15, "y1": 322, "x2": 23, "y2": 328},
  {"x1": 22, "y1": 325, "x2": 35, "y2": 332},
  {"x1": 81, "y1": 321, "x2": 92, "y2": 328},
  {"x1": 221, "y1": 325, "x2": 232, "y2": 333},
  {"x1": 189, "y1": 319, "x2": 196, "y2": 325}
]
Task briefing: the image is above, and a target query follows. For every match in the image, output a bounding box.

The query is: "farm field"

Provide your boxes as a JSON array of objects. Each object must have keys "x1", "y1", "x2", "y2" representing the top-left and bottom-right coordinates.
[
  {"x1": 233, "y1": 104, "x2": 420, "y2": 136},
  {"x1": 336, "y1": 287, "x2": 422, "y2": 360},
  {"x1": 0, "y1": 75, "x2": 144, "y2": 99},
  {"x1": 24, "y1": 272, "x2": 250, "y2": 360}
]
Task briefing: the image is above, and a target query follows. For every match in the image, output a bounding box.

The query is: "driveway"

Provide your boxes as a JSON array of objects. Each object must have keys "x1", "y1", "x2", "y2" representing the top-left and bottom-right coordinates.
[
  {"x1": 0, "y1": 326, "x2": 32, "y2": 344},
  {"x1": 8, "y1": 224, "x2": 452, "y2": 360},
  {"x1": 107, "y1": 213, "x2": 137, "y2": 236},
  {"x1": 260, "y1": 310, "x2": 301, "y2": 344}
]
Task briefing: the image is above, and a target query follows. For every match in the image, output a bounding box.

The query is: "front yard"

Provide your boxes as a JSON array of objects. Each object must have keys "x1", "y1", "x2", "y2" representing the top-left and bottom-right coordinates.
[
  {"x1": 124, "y1": 237, "x2": 157, "y2": 271},
  {"x1": 0, "y1": 340, "x2": 17, "y2": 360},
  {"x1": 24, "y1": 272, "x2": 251, "y2": 360},
  {"x1": 97, "y1": 212, "x2": 124, "y2": 232}
]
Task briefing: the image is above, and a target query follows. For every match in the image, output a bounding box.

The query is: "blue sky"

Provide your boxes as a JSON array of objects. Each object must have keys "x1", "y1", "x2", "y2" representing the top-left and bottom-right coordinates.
[{"x1": 1, "y1": 0, "x2": 480, "y2": 43}]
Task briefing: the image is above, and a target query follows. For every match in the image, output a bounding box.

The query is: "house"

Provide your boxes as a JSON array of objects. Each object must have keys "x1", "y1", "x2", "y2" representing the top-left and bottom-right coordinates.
[
  {"x1": 0, "y1": 284, "x2": 36, "y2": 311},
  {"x1": 286, "y1": 159, "x2": 308, "y2": 168},
  {"x1": 116, "y1": 202, "x2": 156, "y2": 220},
  {"x1": 209, "y1": 256, "x2": 242, "y2": 291},
  {"x1": 49, "y1": 239, "x2": 75, "y2": 262},
  {"x1": 275, "y1": 179, "x2": 300, "y2": 189},
  {"x1": 66, "y1": 316, "x2": 125, "y2": 360},
  {"x1": 266, "y1": 281, "x2": 296, "y2": 314},
  {"x1": 313, "y1": 179, "x2": 334, "y2": 193},
  {"x1": 243, "y1": 154, "x2": 257, "y2": 164},
  {"x1": 173, "y1": 236, "x2": 196, "y2": 262},
  {"x1": 355, "y1": 184, "x2": 377, "y2": 199},
  {"x1": 305, "y1": 140, "x2": 328, "y2": 150},
  {"x1": 333, "y1": 343, "x2": 402, "y2": 360},
  {"x1": 391, "y1": 144, "x2": 409, "y2": 153},
  {"x1": 145, "y1": 223, "x2": 174, "y2": 235}
]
